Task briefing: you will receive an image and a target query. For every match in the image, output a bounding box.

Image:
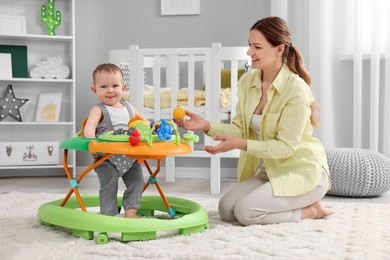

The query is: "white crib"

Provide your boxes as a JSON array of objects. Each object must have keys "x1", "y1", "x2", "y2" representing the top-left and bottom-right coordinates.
[{"x1": 109, "y1": 43, "x2": 250, "y2": 194}]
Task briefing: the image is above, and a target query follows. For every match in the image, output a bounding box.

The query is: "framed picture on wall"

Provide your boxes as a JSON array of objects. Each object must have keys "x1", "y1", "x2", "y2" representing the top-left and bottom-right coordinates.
[
  {"x1": 35, "y1": 93, "x2": 62, "y2": 122},
  {"x1": 161, "y1": 0, "x2": 201, "y2": 16}
]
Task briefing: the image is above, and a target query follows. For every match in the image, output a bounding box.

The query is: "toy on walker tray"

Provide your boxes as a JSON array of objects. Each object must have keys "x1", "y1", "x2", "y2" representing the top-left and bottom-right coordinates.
[
  {"x1": 37, "y1": 108, "x2": 207, "y2": 244},
  {"x1": 97, "y1": 112, "x2": 199, "y2": 146}
]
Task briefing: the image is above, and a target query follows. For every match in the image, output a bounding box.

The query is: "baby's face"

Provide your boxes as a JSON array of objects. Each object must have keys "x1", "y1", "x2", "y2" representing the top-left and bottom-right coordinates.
[{"x1": 92, "y1": 71, "x2": 125, "y2": 107}]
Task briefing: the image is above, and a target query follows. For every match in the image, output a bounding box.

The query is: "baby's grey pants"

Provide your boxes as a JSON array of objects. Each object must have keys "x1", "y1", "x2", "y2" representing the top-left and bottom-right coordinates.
[
  {"x1": 218, "y1": 170, "x2": 329, "y2": 225},
  {"x1": 94, "y1": 160, "x2": 144, "y2": 216}
]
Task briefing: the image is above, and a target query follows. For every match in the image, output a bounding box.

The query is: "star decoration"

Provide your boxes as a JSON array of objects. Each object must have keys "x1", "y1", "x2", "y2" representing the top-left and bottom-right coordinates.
[{"x1": 0, "y1": 84, "x2": 29, "y2": 122}]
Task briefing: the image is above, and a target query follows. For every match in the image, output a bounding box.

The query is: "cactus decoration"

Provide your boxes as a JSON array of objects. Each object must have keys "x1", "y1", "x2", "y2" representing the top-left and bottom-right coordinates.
[{"x1": 40, "y1": 0, "x2": 62, "y2": 36}]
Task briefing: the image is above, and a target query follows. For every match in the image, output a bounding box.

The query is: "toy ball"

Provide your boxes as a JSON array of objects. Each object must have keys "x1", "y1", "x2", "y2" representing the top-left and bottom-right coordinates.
[{"x1": 173, "y1": 107, "x2": 185, "y2": 119}]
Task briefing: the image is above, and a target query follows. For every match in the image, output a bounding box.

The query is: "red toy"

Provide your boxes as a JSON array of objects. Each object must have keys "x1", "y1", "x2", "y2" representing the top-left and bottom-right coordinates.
[{"x1": 129, "y1": 129, "x2": 141, "y2": 146}]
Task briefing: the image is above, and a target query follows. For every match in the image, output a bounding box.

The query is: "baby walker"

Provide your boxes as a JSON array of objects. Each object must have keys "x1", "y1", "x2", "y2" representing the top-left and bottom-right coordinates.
[{"x1": 38, "y1": 108, "x2": 208, "y2": 244}]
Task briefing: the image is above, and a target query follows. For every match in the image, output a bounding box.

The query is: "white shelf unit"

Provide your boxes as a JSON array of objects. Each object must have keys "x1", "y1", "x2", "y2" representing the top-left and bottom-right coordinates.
[{"x1": 0, "y1": 0, "x2": 76, "y2": 177}]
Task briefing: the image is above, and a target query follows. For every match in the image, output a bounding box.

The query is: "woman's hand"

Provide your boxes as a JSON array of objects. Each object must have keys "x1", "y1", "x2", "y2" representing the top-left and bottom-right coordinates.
[
  {"x1": 173, "y1": 110, "x2": 210, "y2": 132},
  {"x1": 204, "y1": 135, "x2": 247, "y2": 154}
]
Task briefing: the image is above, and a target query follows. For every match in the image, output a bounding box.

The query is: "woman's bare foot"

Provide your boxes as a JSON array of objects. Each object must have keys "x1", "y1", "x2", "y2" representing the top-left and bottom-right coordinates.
[
  {"x1": 124, "y1": 208, "x2": 138, "y2": 218},
  {"x1": 301, "y1": 201, "x2": 333, "y2": 220}
]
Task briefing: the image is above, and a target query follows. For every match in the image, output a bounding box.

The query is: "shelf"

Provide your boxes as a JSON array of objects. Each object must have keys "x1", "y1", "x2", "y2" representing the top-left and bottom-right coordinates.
[
  {"x1": 0, "y1": 165, "x2": 69, "y2": 170},
  {"x1": 0, "y1": 0, "x2": 76, "y2": 178},
  {"x1": 0, "y1": 122, "x2": 74, "y2": 126},
  {"x1": 0, "y1": 34, "x2": 73, "y2": 42},
  {"x1": 0, "y1": 78, "x2": 73, "y2": 83}
]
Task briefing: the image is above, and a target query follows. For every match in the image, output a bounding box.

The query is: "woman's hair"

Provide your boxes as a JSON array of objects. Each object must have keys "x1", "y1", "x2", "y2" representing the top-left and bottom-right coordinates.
[
  {"x1": 92, "y1": 63, "x2": 123, "y2": 85},
  {"x1": 251, "y1": 17, "x2": 319, "y2": 127}
]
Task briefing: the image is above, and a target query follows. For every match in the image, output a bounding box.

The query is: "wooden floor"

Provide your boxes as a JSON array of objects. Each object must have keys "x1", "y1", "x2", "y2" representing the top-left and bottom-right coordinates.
[{"x1": 0, "y1": 175, "x2": 236, "y2": 198}]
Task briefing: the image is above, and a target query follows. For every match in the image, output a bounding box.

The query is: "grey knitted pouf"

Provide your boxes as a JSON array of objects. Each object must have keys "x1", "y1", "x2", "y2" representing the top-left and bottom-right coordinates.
[{"x1": 326, "y1": 148, "x2": 390, "y2": 197}]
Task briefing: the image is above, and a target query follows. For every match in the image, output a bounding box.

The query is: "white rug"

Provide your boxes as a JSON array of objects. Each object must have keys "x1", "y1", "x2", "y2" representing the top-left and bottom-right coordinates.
[{"x1": 0, "y1": 191, "x2": 389, "y2": 260}]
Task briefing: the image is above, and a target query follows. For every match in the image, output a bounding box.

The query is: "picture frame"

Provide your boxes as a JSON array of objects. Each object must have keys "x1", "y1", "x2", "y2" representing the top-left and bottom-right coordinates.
[
  {"x1": 35, "y1": 93, "x2": 62, "y2": 122},
  {"x1": 0, "y1": 15, "x2": 27, "y2": 35},
  {"x1": 0, "y1": 45, "x2": 28, "y2": 78},
  {"x1": 161, "y1": 0, "x2": 201, "y2": 16}
]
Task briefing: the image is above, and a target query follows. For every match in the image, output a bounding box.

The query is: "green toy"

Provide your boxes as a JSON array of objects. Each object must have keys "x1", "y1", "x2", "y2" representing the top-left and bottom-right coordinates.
[
  {"x1": 38, "y1": 195, "x2": 209, "y2": 244},
  {"x1": 183, "y1": 133, "x2": 200, "y2": 145},
  {"x1": 40, "y1": 0, "x2": 62, "y2": 35}
]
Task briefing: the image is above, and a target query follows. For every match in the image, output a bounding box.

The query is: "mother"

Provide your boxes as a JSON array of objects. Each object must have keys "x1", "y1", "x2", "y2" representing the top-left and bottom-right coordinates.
[{"x1": 174, "y1": 16, "x2": 332, "y2": 225}]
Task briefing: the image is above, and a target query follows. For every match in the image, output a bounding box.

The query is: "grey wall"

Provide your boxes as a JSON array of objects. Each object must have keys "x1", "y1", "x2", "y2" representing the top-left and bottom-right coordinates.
[{"x1": 75, "y1": 0, "x2": 270, "y2": 167}]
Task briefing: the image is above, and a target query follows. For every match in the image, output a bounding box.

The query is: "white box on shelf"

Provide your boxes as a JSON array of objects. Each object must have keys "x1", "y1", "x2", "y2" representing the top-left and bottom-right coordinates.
[
  {"x1": 0, "y1": 15, "x2": 27, "y2": 35},
  {"x1": 0, "y1": 141, "x2": 59, "y2": 166}
]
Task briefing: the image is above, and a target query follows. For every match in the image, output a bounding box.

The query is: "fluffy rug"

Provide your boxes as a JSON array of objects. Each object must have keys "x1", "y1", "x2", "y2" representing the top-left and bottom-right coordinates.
[{"x1": 0, "y1": 191, "x2": 389, "y2": 260}]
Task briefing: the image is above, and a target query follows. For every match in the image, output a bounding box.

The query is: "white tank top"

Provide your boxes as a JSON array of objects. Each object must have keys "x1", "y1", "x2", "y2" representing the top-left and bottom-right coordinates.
[
  {"x1": 103, "y1": 104, "x2": 135, "y2": 175},
  {"x1": 250, "y1": 114, "x2": 262, "y2": 139},
  {"x1": 104, "y1": 105, "x2": 131, "y2": 130},
  {"x1": 250, "y1": 114, "x2": 263, "y2": 174}
]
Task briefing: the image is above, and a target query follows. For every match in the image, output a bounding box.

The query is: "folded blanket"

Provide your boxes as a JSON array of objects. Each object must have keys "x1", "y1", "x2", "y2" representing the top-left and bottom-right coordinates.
[
  {"x1": 220, "y1": 88, "x2": 232, "y2": 108},
  {"x1": 124, "y1": 85, "x2": 231, "y2": 109},
  {"x1": 144, "y1": 85, "x2": 206, "y2": 108}
]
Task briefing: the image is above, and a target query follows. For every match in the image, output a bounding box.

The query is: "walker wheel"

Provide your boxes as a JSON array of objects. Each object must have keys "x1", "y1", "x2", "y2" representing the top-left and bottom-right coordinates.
[{"x1": 96, "y1": 232, "x2": 109, "y2": 244}]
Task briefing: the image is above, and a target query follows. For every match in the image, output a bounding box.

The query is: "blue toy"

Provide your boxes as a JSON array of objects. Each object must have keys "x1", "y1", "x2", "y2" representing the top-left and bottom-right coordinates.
[{"x1": 157, "y1": 119, "x2": 173, "y2": 140}]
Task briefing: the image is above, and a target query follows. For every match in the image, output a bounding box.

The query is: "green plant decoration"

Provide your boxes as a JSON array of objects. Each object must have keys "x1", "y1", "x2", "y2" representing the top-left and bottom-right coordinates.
[{"x1": 40, "y1": 0, "x2": 62, "y2": 36}]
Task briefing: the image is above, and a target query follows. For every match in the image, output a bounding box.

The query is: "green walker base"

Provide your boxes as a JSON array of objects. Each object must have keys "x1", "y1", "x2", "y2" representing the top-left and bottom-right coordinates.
[{"x1": 38, "y1": 195, "x2": 209, "y2": 244}]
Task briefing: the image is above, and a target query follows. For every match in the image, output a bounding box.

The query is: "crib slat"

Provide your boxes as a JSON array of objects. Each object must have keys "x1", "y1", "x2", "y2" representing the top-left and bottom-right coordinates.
[
  {"x1": 129, "y1": 45, "x2": 144, "y2": 114},
  {"x1": 167, "y1": 55, "x2": 179, "y2": 116},
  {"x1": 187, "y1": 55, "x2": 195, "y2": 113},
  {"x1": 153, "y1": 55, "x2": 162, "y2": 121}
]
